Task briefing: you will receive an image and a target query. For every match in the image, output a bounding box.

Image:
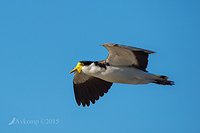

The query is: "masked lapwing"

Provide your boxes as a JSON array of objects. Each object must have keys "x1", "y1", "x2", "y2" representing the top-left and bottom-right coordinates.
[{"x1": 70, "y1": 43, "x2": 174, "y2": 107}]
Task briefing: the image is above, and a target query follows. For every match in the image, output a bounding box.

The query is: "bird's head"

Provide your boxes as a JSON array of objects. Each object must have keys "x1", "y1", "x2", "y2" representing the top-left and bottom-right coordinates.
[{"x1": 69, "y1": 61, "x2": 93, "y2": 74}]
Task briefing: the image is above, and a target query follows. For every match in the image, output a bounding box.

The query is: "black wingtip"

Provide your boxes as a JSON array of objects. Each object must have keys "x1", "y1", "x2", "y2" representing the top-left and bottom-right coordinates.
[{"x1": 153, "y1": 79, "x2": 175, "y2": 85}]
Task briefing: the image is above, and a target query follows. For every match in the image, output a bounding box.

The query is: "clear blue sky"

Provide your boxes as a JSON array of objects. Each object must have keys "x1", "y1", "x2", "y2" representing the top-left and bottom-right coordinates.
[{"x1": 1, "y1": 0, "x2": 200, "y2": 133}]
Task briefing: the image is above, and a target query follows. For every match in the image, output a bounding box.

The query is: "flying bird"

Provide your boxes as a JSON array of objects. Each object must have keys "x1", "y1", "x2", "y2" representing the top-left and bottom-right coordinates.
[{"x1": 70, "y1": 43, "x2": 174, "y2": 107}]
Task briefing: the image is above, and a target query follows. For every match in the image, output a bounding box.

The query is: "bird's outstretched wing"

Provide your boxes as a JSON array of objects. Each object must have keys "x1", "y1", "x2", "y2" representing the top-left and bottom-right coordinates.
[
  {"x1": 102, "y1": 43, "x2": 155, "y2": 71},
  {"x1": 73, "y1": 71, "x2": 113, "y2": 107}
]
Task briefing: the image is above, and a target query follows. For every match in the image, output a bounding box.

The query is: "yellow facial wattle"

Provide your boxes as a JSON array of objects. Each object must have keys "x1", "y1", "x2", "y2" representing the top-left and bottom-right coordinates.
[{"x1": 69, "y1": 62, "x2": 84, "y2": 74}]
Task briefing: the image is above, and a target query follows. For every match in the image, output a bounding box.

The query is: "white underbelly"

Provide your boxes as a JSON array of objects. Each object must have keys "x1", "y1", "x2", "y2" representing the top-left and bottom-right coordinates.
[{"x1": 82, "y1": 65, "x2": 155, "y2": 84}]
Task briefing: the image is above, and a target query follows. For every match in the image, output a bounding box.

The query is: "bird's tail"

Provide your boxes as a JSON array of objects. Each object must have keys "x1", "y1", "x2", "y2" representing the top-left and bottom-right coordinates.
[{"x1": 152, "y1": 75, "x2": 175, "y2": 85}]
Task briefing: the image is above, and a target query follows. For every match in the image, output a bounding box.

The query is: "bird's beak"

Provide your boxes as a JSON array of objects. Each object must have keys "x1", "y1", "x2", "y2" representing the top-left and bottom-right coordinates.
[
  {"x1": 69, "y1": 67, "x2": 77, "y2": 74},
  {"x1": 69, "y1": 62, "x2": 83, "y2": 74}
]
